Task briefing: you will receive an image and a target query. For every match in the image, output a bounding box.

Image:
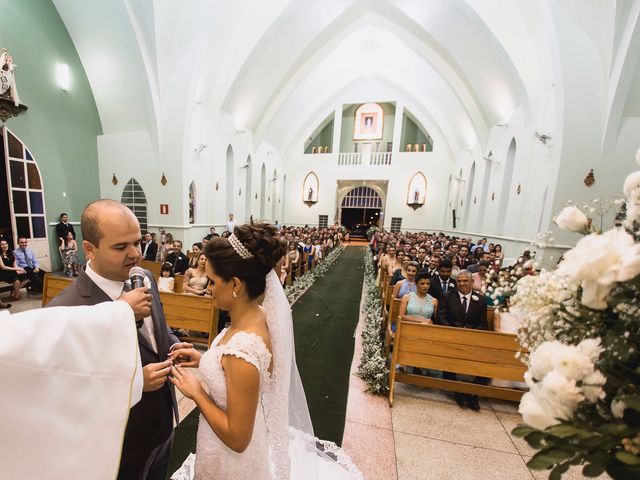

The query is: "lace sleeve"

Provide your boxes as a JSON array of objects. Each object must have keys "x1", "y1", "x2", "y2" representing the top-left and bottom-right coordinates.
[{"x1": 218, "y1": 332, "x2": 272, "y2": 377}]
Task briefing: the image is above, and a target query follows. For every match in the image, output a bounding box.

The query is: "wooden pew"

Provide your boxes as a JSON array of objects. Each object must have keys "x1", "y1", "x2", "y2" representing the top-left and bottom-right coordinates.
[
  {"x1": 384, "y1": 298, "x2": 401, "y2": 359},
  {"x1": 174, "y1": 274, "x2": 184, "y2": 294},
  {"x1": 159, "y1": 291, "x2": 218, "y2": 346},
  {"x1": 42, "y1": 274, "x2": 74, "y2": 307},
  {"x1": 389, "y1": 320, "x2": 527, "y2": 406},
  {"x1": 140, "y1": 260, "x2": 162, "y2": 280}
]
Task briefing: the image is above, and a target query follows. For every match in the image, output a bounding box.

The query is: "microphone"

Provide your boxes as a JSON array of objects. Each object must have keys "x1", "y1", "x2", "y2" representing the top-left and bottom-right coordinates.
[{"x1": 129, "y1": 266, "x2": 146, "y2": 290}]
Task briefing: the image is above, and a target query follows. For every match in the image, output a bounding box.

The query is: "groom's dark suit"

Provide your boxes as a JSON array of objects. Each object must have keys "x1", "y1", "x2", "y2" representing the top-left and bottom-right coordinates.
[{"x1": 47, "y1": 266, "x2": 179, "y2": 480}]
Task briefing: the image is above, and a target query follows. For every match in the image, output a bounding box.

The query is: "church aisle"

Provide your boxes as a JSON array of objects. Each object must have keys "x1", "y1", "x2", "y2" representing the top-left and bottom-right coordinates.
[{"x1": 292, "y1": 245, "x2": 365, "y2": 445}]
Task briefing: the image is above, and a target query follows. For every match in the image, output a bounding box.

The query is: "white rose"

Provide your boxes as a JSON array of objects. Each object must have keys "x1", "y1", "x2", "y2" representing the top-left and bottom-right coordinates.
[
  {"x1": 552, "y1": 346, "x2": 594, "y2": 381},
  {"x1": 557, "y1": 229, "x2": 640, "y2": 310},
  {"x1": 519, "y1": 390, "x2": 561, "y2": 430},
  {"x1": 555, "y1": 206, "x2": 589, "y2": 233},
  {"x1": 611, "y1": 399, "x2": 627, "y2": 418},
  {"x1": 581, "y1": 370, "x2": 606, "y2": 403},
  {"x1": 529, "y1": 341, "x2": 563, "y2": 379},
  {"x1": 624, "y1": 171, "x2": 640, "y2": 202},
  {"x1": 540, "y1": 370, "x2": 585, "y2": 419},
  {"x1": 576, "y1": 338, "x2": 603, "y2": 363}
]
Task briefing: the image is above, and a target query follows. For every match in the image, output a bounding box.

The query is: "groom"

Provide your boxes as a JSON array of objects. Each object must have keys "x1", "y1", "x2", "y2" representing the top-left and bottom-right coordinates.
[{"x1": 48, "y1": 199, "x2": 184, "y2": 480}]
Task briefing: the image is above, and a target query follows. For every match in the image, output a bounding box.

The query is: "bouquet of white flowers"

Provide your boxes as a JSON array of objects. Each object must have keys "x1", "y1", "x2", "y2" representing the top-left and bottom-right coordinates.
[{"x1": 511, "y1": 150, "x2": 640, "y2": 479}]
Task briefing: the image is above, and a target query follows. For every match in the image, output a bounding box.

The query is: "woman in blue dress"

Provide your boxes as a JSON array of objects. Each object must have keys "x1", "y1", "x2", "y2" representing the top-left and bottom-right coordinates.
[
  {"x1": 392, "y1": 261, "x2": 418, "y2": 299},
  {"x1": 399, "y1": 271, "x2": 438, "y2": 325}
]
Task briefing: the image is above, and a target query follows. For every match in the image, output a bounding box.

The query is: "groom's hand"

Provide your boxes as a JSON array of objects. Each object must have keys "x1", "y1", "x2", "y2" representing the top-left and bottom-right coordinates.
[
  {"x1": 142, "y1": 359, "x2": 173, "y2": 392},
  {"x1": 169, "y1": 346, "x2": 202, "y2": 368}
]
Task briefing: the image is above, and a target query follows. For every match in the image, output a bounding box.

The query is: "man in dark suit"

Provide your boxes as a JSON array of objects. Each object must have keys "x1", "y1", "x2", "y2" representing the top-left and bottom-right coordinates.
[
  {"x1": 48, "y1": 199, "x2": 189, "y2": 480},
  {"x1": 455, "y1": 245, "x2": 472, "y2": 270},
  {"x1": 142, "y1": 232, "x2": 158, "y2": 261},
  {"x1": 436, "y1": 269, "x2": 488, "y2": 411},
  {"x1": 55, "y1": 212, "x2": 76, "y2": 240},
  {"x1": 166, "y1": 240, "x2": 189, "y2": 274},
  {"x1": 428, "y1": 259, "x2": 456, "y2": 301}
]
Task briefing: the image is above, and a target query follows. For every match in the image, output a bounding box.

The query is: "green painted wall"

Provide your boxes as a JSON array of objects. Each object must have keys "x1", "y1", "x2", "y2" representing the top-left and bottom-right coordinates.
[
  {"x1": 340, "y1": 102, "x2": 395, "y2": 153},
  {"x1": 304, "y1": 119, "x2": 334, "y2": 154},
  {"x1": 400, "y1": 113, "x2": 432, "y2": 151},
  {"x1": 1, "y1": 0, "x2": 102, "y2": 267}
]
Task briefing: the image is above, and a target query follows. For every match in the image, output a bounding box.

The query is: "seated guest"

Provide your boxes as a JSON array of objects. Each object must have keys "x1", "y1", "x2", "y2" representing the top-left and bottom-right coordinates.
[
  {"x1": 468, "y1": 251, "x2": 491, "y2": 273},
  {"x1": 415, "y1": 247, "x2": 429, "y2": 272},
  {"x1": 0, "y1": 239, "x2": 28, "y2": 300},
  {"x1": 59, "y1": 231, "x2": 79, "y2": 277},
  {"x1": 399, "y1": 271, "x2": 438, "y2": 325},
  {"x1": 142, "y1": 232, "x2": 158, "y2": 261},
  {"x1": 393, "y1": 261, "x2": 418, "y2": 298},
  {"x1": 455, "y1": 245, "x2": 472, "y2": 270},
  {"x1": 428, "y1": 260, "x2": 456, "y2": 301},
  {"x1": 188, "y1": 242, "x2": 203, "y2": 268},
  {"x1": 387, "y1": 250, "x2": 405, "y2": 277},
  {"x1": 182, "y1": 253, "x2": 209, "y2": 296},
  {"x1": 494, "y1": 243, "x2": 505, "y2": 265},
  {"x1": 390, "y1": 255, "x2": 411, "y2": 286},
  {"x1": 14, "y1": 237, "x2": 46, "y2": 294},
  {"x1": 423, "y1": 255, "x2": 439, "y2": 277},
  {"x1": 471, "y1": 260, "x2": 490, "y2": 292},
  {"x1": 157, "y1": 262, "x2": 175, "y2": 292},
  {"x1": 166, "y1": 240, "x2": 189, "y2": 274},
  {"x1": 287, "y1": 242, "x2": 300, "y2": 281},
  {"x1": 436, "y1": 270, "x2": 488, "y2": 410}
]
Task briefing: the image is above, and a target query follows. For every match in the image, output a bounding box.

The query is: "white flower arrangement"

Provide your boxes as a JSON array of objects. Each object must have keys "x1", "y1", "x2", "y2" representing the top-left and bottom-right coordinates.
[{"x1": 512, "y1": 148, "x2": 640, "y2": 479}]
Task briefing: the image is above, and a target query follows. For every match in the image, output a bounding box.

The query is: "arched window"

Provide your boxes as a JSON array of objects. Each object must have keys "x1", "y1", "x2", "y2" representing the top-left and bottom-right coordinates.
[
  {"x1": 496, "y1": 139, "x2": 516, "y2": 234},
  {"x1": 226, "y1": 145, "x2": 234, "y2": 216},
  {"x1": 463, "y1": 162, "x2": 476, "y2": 229},
  {"x1": 1, "y1": 126, "x2": 49, "y2": 267},
  {"x1": 121, "y1": 178, "x2": 148, "y2": 232},
  {"x1": 271, "y1": 169, "x2": 278, "y2": 221},
  {"x1": 188, "y1": 181, "x2": 196, "y2": 224},
  {"x1": 341, "y1": 186, "x2": 382, "y2": 208},
  {"x1": 260, "y1": 163, "x2": 266, "y2": 218},
  {"x1": 245, "y1": 156, "x2": 252, "y2": 221}
]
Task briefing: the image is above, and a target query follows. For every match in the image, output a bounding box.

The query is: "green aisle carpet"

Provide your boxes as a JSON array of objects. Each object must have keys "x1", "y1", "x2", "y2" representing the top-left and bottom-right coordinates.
[
  {"x1": 292, "y1": 246, "x2": 365, "y2": 446},
  {"x1": 167, "y1": 246, "x2": 364, "y2": 476}
]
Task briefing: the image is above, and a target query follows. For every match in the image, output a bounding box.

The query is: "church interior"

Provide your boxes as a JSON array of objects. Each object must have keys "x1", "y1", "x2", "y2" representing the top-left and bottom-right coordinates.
[{"x1": 2, "y1": 1, "x2": 640, "y2": 479}]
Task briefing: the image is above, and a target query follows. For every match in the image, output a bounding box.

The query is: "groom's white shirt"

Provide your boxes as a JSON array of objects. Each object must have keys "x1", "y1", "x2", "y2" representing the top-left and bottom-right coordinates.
[{"x1": 0, "y1": 301, "x2": 140, "y2": 480}]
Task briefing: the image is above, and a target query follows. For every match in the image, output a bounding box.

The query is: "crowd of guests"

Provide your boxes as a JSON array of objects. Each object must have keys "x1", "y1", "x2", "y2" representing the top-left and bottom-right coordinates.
[{"x1": 371, "y1": 230, "x2": 535, "y2": 410}]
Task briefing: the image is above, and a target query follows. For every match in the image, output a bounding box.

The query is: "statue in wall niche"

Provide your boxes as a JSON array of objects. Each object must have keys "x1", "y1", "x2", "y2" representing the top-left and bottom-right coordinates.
[
  {"x1": 0, "y1": 49, "x2": 21, "y2": 107},
  {"x1": 413, "y1": 188, "x2": 420, "y2": 204},
  {"x1": 308, "y1": 186, "x2": 314, "y2": 201}
]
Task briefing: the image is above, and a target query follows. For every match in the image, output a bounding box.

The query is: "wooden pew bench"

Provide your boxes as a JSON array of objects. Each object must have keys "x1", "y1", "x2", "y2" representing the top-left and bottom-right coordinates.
[
  {"x1": 389, "y1": 320, "x2": 527, "y2": 406},
  {"x1": 159, "y1": 291, "x2": 218, "y2": 346},
  {"x1": 42, "y1": 274, "x2": 74, "y2": 306},
  {"x1": 140, "y1": 260, "x2": 162, "y2": 280}
]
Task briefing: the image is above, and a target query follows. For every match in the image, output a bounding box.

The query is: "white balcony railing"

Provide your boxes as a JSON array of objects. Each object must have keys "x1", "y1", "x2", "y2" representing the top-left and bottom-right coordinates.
[{"x1": 337, "y1": 152, "x2": 393, "y2": 166}]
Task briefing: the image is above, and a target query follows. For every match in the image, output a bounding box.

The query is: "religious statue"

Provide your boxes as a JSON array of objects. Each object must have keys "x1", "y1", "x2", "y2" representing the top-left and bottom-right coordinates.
[
  {"x1": 1, "y1": 48, "x2": 21, "y2": 107},
  {"x1": 308, "y1": 186, "x2": 314, "y2": 201},
  {"x1": 413, "y1": 188, "x2": 420, "y2": 204}
]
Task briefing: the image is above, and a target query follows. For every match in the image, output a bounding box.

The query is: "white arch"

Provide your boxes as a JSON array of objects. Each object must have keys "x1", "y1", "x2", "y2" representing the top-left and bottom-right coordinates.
[{"x1": 496, "y1": 138, "x2": 517, "y2": 234}]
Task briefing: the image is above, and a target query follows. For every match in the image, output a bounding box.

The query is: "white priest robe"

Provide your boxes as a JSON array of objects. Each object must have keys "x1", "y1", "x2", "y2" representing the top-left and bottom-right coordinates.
[{"x1": 0, "y1": 301, "x2": 142, "y2": 480}]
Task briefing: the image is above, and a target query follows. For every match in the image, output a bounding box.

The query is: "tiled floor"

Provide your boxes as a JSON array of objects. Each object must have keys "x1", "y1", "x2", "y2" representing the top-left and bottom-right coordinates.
[{"x1": 338, "y1": 281, "x2": 610, "y2": 480}]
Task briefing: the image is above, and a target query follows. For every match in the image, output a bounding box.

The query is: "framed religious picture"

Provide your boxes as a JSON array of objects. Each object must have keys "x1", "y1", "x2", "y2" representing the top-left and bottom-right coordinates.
[
  {"x1": 406, "y1": 171, "x2": 427, "y2": 209},
  {"x1": 353, "y1": 103, "x2": 384, "y2": 140},
  {"x1": 302, "y1": 171, "x2": 319, "y2": 205}
]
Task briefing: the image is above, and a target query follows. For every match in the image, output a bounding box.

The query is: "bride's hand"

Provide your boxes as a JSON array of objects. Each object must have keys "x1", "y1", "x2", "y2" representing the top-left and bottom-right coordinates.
[
  {"x1": 169, "y1": 346, "x2": 202, "y2": 367},
  {"x1": 170, "y1": 365, "x2": 204, "y2": 400}
]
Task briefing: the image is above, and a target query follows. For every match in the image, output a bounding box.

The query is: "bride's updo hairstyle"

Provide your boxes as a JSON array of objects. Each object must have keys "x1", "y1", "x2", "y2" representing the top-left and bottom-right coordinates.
[{"x1": 204, "y1": 223, "x2": 286, "y2": 298}]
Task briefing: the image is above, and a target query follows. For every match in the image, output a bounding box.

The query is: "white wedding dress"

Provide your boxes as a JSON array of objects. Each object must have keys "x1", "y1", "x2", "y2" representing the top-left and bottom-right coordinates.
[{"x1": 172, "y1": 271, "x2": 363, "y2": 480}]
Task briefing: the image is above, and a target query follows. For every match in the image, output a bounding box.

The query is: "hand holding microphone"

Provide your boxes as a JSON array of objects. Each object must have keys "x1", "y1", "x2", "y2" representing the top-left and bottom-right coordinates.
[{"x1": 119, "y1": 267, "x2": 152, "y2": 321}]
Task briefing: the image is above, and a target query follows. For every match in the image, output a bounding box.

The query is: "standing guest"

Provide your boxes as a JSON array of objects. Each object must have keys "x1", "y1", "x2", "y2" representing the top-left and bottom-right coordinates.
[
  {"x1": 183, "y1": 253, "x2": 209, "y2": 296},
  {"x1": 494, "y1": 244, "x2": 505, "y2": 265},
  {"x1": 166, "y1": 240, "x2": 189, "y2": 274},
  {"x1": 46, "y1": 199, "x2": 189, "y2": 480},
  {"x1": 226, "y1": 213, "x2": 237, "y2": 233},
  {"x1": 55, "y1": 212, "x2": 76, "y2": 241},
  {"x1": 0, "y1": 239, "x2": 28, "y2": 300},
  {"x1": 59, "y1": 231, "x2": 79, "y2": 277},
  {"x1": 428, "y1": 259, "x2": 456, "y2": 301},
  {"x1": 209, "y1": 226, "x2": 216, "y2": 235},
  {"x1": 188, "y1": 242, "x2": 203, "y2": 269},
  {"x1": 142, "y1": 233, "x2": 158, "y2": 261},
  {"x1": 436, "y1": 270, "x2": 488, "y2": 411},
  {"x1": 157, "y1": 263, "x2": 175, "y2": 292},
  {"x1": 14, "y1": 238, "x2": 47, "y2": 294}
]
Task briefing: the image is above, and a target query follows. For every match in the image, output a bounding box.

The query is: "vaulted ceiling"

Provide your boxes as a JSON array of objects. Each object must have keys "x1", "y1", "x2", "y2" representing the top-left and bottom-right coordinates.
[{"x1": 52, "y1": 0, "x2": 640, "y2": 159}]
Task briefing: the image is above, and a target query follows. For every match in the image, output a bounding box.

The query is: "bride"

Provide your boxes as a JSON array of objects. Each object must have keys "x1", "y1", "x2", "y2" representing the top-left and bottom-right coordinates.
[{"x1": 168, "y1": 223, "x2": 362, "y2": 479}]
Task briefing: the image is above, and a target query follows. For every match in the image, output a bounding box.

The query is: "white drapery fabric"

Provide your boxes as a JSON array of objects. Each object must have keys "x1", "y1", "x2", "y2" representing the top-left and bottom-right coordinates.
[{"x1": 0, "y1": 301, "x2": 140, "y2": 480}]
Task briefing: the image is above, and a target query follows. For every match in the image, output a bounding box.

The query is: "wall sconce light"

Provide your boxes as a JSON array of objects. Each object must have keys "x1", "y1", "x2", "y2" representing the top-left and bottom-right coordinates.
[
  {"x1": 161, "y1": 173, "x2": 167, "y2": 186},
  {"x1": 215, "y1": 181, "x2": 219, "y2": 191},
  {"x1": 112, "y1": 173, "x2": 118, "y2": 185},
  {"x1": 56, "y1": 63, "x2": 71, "y2": 91}
]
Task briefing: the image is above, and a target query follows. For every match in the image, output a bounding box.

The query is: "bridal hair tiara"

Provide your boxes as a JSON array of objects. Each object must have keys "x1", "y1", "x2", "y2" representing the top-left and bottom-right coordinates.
[{"x1": 228, "y1": 233, "x2": 254, "y2": 259}]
